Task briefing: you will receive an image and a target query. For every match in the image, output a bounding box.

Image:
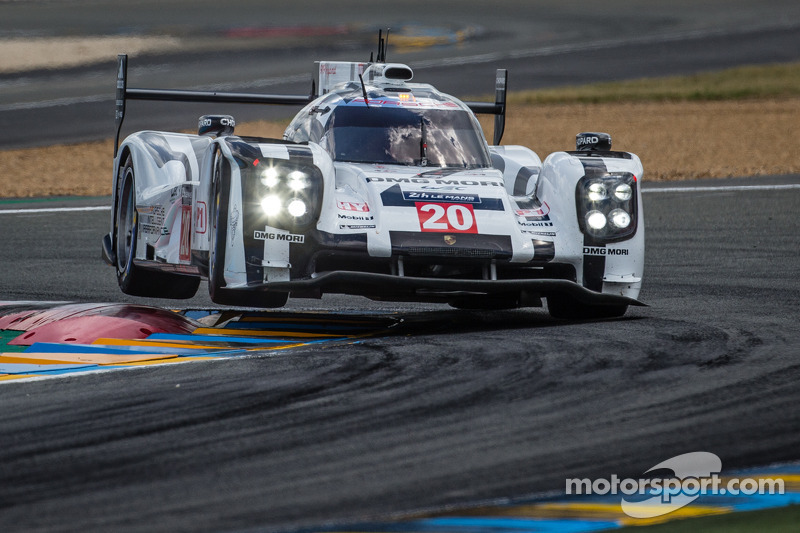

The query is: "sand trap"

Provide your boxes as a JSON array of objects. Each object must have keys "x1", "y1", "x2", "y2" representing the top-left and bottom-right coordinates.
[{"x1": 1, "y1": 99, "x2": 799, "y2": 198}]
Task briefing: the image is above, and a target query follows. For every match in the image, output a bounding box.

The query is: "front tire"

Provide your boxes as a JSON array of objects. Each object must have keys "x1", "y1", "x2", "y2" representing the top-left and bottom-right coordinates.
[{"x1": 115, "y1": 155, "x2": 200, "y2": 299}]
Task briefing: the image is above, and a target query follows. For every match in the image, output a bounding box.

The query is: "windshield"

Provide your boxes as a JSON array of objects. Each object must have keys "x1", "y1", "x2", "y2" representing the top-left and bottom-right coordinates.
[{"x1": 321, "y1": 105, "x2": 490, "y2": 168}]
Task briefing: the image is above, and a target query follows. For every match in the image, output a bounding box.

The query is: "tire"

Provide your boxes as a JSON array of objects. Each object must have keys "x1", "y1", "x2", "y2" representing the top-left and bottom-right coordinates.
[
  {"x1": 114, "y1": 155, "x2": 200, "y2": 299},
  {"x1": 547, "y1": 294, "x2": 628, "y2": 320},
  {"x1": 207, "y1": 151, "x2": 288, "y2": 308}
]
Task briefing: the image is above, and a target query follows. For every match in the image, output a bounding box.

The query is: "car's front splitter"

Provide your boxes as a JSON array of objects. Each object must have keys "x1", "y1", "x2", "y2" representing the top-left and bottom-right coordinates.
[{"x1": 234, "y1": 271, "x2": 645, "y2": 307}]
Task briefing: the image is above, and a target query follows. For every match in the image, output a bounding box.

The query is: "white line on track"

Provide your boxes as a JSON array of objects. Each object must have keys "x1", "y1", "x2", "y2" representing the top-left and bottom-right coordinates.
[
  {"x1": 642, "y1": 184, "x2": 800, "y2": 193},
  {"x1": 1, "y1": 183, "x2": 797, "y2": 215},
  {"x1": 0, "y1": 206, "x2": 110, "y2": 215}
]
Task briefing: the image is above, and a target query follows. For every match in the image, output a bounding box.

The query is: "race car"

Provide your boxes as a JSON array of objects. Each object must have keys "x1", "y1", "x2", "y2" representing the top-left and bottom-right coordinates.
[{"x1": 102, "y1": 38, "x2": 645, "y2": 318}]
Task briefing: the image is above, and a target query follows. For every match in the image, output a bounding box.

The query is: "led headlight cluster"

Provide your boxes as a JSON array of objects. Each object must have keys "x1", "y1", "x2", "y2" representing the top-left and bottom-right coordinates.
[
  {"x1": 249, "y1": 159, "x2": 323, "y2": 229},
  {"x1": 575, "y1": 172, "x2": 637, "y2": 242}
]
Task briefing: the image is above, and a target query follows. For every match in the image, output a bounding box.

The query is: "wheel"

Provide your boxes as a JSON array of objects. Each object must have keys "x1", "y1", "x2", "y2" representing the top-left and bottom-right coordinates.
[
  {"x1": 114, "y1": 155, "x2": 200, "y2": 299},
  {"x1": 547, "y1": 294, "x2": 628, "y2": 320},
  {"x1": 207, "y1": 151, "x2": 288, "y2": 308}
]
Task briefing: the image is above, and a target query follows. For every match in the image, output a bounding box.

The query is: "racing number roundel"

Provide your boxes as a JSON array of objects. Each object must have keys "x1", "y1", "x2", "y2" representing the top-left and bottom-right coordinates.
[{"x1": 415, "y1": 202, "x2": 477, "y2": 233}]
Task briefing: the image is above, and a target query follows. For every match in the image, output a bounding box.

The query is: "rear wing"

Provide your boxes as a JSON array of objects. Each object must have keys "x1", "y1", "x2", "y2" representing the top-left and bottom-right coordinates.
[{"x1": 114, "y1": 55, "x2": 508, "y2": 156}]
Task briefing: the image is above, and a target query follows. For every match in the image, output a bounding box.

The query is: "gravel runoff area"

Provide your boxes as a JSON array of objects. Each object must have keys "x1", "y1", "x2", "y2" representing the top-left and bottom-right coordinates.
[{"x1": 1, "y1": 98, "x2": 799, "y2": 198}]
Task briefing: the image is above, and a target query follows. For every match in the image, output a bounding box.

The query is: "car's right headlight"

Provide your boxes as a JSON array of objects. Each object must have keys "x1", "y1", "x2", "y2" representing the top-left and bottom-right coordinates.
[{"x1": 250, "y1": 159, "x2": 324, "y2": 230}]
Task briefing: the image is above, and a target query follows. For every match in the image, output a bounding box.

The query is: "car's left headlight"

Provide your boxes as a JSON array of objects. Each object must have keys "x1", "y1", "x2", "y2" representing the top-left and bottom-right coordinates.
[{"x1": 575, "y1": 172, "x2": 637, "y2": 242}]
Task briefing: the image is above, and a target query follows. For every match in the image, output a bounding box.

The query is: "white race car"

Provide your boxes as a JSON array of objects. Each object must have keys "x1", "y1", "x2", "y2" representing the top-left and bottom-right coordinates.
[{"x1": 102, "y1": 39, "x2": 644, "y2": 318}]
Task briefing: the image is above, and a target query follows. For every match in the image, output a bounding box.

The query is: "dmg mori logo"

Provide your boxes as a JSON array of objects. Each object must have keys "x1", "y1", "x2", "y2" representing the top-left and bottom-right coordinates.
[
  {"x1": 254, "y1": 231, "x2": 304, "y2": 243},
  {"x1": 583, "y1": 247, "x2": 629, "y2": 256}
]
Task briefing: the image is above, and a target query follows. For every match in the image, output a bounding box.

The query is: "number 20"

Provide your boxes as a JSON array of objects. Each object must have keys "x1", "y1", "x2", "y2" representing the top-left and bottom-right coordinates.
[{"x1": 418, "y1": 203, "x2": 476, "y2": 232}]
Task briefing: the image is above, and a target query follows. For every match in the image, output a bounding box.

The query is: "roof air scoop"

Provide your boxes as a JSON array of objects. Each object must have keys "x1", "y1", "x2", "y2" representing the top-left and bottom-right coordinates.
[{"x1": 363, "y1": 63, "x2": 413, "y2": 86}]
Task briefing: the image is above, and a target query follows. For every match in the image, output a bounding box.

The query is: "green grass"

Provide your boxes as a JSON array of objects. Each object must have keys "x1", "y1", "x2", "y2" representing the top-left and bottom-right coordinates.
[
  {"x1": 508, "y1": 62, "x2": 800, "y2": 104},
  {"x1": 618, "y1": 504, "x2": 800, "y2": 533}
]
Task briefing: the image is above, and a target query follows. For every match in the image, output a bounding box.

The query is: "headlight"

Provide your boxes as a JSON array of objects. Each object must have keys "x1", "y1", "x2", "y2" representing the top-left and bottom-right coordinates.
[
  {"x1": 243, "y1": 156, "x2": 324, "y2": 230},
  {"x1": 261, "y1": 167, "x2": 279, "y2": 188},
  {"x1": 586, "y1": 211, "x2": 607, "y2": 230},
  {"x1": 575, "y1": 172, "x2": 637, "y2": 242},
  {"x1": 614, "y1": 183, "x2": 632, "y2": 201},
  {"x1": 609, "y1": 208, "x2": 631, "y2": 229},
  {"x1": 287, "y1": 199, "x2": 307, "y2": 217},
  {"x1": 288, "y1": 173, "x2": 307, "y2": 191},
  {"x1": 261, "y1": 195, "x2": 282, "y2": 216},
  {"x1": 587, "y1": 182, "x2": 607, "y2": 202}
]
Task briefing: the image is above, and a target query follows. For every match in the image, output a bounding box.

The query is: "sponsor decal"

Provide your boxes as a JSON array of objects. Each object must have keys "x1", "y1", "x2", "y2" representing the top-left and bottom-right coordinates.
[
  {"x1": 339, "y1": 224, "x2": 376, "y2": 230},
  {"x1": 337, "y1": 200, "x2": 370, "y2": 212},
  {"x1": 419, "y1": 185, "x2": 467, "y2": 191},
  {"x1": 515, "y1": 201, "x2": 550, "y2": 218},
  {"x1": 199, "y1": 117, "x2": 235, "y2": 128},
  {"x1": 583, "y1": 247, "x2": 629, "y2": 256},
  {"x1": 139, "y1": 205, "x2": 166, "y2": 236},
  {"x1": 519, "y1": 221, "x2": 554, "y2": 228},
  {"x1": 403, "y1": 190, "x2": 481, "y2": 204},
  {"x1": 367, "y1": 176, "x2": 503, "y2": 188},
  {"x1": 577, "y1": 135, "x2": 600, "y2": 148},
  {"x1": 369, "y1": 177, "x2": 434, "y2": 185},
  {"x1": 195, "y1": 201, "x2": 207, "y2": 234},
  {"x1": 179, "y1": 205, "x2": 191, "y2": 262},
  {"x1": 416, "y1": 202, "x2": 477, "y2": 234},
  {"x1": 254, "y1": 231, "x2": 305, "y2": 243},
  {"x1": 381, "y1": 184, "x2": 504, "y2": 211},
  {"x1": 338, "y1": 213, "x2": 374, "y2": 221}
]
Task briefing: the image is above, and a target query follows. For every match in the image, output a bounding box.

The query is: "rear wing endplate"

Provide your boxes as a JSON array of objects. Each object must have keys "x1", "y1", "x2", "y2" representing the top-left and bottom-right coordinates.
[{"x1": 464, "y1": 69, "x2": 507, "y2": 145}]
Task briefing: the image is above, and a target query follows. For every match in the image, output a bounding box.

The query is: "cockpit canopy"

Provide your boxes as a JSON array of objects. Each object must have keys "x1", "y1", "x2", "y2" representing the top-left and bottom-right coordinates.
[{"x1": 285, "y1": 91, "x2": 492, "y2": 169}]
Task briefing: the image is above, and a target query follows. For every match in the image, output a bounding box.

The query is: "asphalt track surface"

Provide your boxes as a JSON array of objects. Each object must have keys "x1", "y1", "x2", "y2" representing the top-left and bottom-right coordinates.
[
  {"x1": 1, "y1": 177, "x2": 800, "y2": 532},
  {"x1": 2, "y1": 1, "x2": 800, "y2": 531}
]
